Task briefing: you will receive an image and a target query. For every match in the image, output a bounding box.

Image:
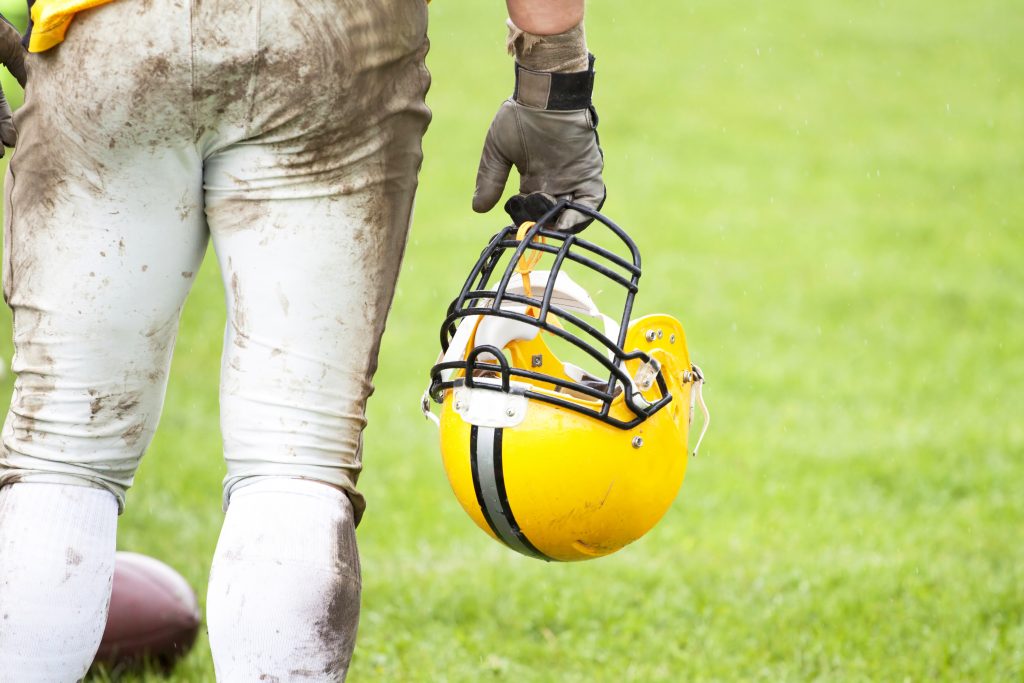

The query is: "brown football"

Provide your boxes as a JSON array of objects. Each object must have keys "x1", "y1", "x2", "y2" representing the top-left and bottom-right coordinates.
[{"x1": 93, "y1": 551, "x2": 201, "y2": 670}]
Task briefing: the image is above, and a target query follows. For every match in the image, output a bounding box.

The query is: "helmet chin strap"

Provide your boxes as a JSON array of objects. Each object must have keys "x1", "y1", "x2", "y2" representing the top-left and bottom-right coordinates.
[
  {"x1": 421, "y1": 389, "x2": 440, "y2": 427},
  {"x1": 689, "y1": 365, "x2": 710, "y2": 457},
  {"x1": 515, "y1": 222, "x2": 563, "y2": 329}
]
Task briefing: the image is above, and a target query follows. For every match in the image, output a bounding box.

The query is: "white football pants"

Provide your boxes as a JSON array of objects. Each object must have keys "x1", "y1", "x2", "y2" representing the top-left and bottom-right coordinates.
[{"x1": 0, "y1": 0, "x2": 431, "y2": 522}]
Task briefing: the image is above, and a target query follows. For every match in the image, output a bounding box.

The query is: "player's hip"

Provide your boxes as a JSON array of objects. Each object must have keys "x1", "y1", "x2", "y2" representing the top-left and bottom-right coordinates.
[{"x1": 18, "y1": 0, "x2": 430, "y2": 147}]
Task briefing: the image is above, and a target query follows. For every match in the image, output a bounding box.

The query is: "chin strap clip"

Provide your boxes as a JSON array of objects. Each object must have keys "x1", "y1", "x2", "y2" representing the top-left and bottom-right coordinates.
[
  {"x1": 688, "y1": 364, "x2": 709, "y2": 457},
  {"x1": 633, "y1": 358, "x2": 661, "y2": 392},
  {"x1": 421, "y1": 389, "x2": 440, "y2": 428}
]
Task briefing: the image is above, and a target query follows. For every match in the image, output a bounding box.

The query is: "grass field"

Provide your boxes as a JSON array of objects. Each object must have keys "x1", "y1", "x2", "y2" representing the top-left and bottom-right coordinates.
[{"x1": 1, "y1": 0, "x2": 1022, "y2": 680}]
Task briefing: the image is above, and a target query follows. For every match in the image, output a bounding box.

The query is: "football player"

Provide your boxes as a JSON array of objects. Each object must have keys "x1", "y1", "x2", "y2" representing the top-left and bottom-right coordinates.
[{"x1": 0, "y1": 0, "x2": 603, "y2": 680}]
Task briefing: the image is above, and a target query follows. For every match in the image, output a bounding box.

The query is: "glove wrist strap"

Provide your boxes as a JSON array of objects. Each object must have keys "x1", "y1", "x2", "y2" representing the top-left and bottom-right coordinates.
[{"x1": 513, "y1": 54, "x2": 595, "y2": 111}]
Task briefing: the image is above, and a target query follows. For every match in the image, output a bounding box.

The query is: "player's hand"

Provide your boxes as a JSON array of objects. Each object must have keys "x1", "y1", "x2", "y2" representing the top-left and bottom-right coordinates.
[
  {"x1": 473, "y1": 56, "x2": 605, "y2": 231},
  {"x1": 0, "y1": 16, "x2": 27, "y2": 155}
]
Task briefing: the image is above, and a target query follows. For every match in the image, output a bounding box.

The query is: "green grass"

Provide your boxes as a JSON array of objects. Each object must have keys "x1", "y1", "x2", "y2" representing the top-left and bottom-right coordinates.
[{"x1": 2, "y1": 0, "x2": 1022, "y2": 680}]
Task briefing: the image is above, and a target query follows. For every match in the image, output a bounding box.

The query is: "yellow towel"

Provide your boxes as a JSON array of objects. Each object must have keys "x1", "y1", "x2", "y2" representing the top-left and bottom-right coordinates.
[
  {"x1": 27, "y1": 0, "x2": 430, "y2": 53},
  {"x1": 28, "y1": 0, "x2": 117, "y2": 52}
]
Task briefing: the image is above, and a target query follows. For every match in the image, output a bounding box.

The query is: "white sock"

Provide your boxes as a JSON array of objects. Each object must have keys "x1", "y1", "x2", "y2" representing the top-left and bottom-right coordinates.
[
  {"x1": 207, "y1": 478, "x2": 361, "y2": 682},
  {"x1": 0, "y1": 483, "x2": 118, "y2": 682}
]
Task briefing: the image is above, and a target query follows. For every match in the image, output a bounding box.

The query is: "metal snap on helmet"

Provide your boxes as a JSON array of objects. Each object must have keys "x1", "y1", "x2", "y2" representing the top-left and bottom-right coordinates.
[{"x1": 422, "y1": 201, "x2": 708, "y2": 562}]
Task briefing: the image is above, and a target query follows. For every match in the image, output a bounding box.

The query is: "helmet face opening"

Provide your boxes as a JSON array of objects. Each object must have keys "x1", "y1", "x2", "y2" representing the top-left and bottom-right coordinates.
[{"x1": 429, "y1": 201, "x2": 673, "y2": 430}]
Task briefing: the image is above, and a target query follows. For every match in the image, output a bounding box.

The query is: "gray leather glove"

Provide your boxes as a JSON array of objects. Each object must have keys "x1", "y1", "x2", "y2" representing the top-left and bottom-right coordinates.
[
  {"x1": 0, "y1": 16, "x2": 27, "y2": 155},
  {"x1": 473, "y1": 33, "x2": 605, "y2": 231}
]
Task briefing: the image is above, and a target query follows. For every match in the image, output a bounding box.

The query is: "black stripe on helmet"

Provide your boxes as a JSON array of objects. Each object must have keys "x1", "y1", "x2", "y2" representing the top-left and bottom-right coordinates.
[
  {"x1": 491, "y1": 430, "x2": 549, "y2": 560},
  {"x1": 470, "y1": 425, "x2": 502, "y2": 541},
  {"x1": 469, "y1": 425, "x2": 551, "y2": 561}
]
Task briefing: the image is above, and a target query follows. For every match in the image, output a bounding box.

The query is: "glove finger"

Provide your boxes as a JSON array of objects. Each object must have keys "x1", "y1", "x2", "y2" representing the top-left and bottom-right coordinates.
[
  {"x1": 556, "y1": 184, "x2": 607, "y2": 232},
  {"x1": 0, "y1": 89, "x2": 16, "y2": 151},
  {"x1": 472, "y1": 129, "x2": 513, "y2": 214},
  {"x1": 503, "y1": 194, "x2": 535, "y2": 227},
  {"x1": 504, "y1": 192, "x2": 558, "y2": 227},
  {"x1": 0, "y1": 18, "x2": 26, "y2": 88}
]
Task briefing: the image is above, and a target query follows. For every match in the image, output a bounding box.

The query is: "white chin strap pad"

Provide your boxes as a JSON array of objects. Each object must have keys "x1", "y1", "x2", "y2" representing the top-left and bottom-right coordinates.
[
  {"x1": 506, "y1": 270, "x2": 600, "y2": 318},
  {"x1": 497, "y1": 270, "x2": 621, "y2": 341},
  {"x1": 441, "y1": 270, "x2": 621, "y2": 381}
]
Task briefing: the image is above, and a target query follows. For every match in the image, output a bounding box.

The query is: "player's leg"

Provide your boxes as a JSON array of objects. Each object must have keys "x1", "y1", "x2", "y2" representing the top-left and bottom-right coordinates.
[
  {"x1": 206, "y1": 478, "x2": 361, "y2": 678},
  {"x1": 0, "y1": 484, "x2": 117, "y2": 680},
  {"x1": 204, "y1": 0, "x2": 430, "y2": 678},
  {"x1": 0, "y1": 2, "x2": 205, "y2": 678}
]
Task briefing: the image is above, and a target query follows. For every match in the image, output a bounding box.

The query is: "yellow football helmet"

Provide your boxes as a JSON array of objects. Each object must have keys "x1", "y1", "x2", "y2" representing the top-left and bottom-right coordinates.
[{"x1": 423, "y1": 201, "x2": 708, "y2": 562}]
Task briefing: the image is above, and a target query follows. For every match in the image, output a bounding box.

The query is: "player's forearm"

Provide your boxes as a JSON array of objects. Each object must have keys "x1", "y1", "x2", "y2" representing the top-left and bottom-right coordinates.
[
  {"x1": 504, "y1": 0, "x2": 588, "y2": 74},
  {"x1": 506, "y1": 0, "x2": 583, "y2": 35}
]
